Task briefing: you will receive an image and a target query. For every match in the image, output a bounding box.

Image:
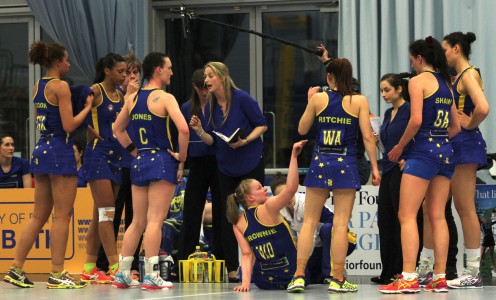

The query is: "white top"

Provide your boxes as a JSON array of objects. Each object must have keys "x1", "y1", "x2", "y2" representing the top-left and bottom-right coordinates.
[{"x1": 280, "y1": 192, "x2": 333, "y2": 247}]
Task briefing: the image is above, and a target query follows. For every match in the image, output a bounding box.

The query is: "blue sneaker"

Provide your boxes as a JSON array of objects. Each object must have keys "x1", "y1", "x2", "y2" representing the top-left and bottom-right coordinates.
[
  {"x1": 3, "y1": 267, "x2": 34, "y2": 288},
  {"x1": 418, "y1": 271, "x2": 433, "y2": 287},
  {"x1": 112, "y1": 271, "x2": 140, "y2": 289},
  {"x1": 142, "y1": 274, "x2": 173, "y2": 290}
]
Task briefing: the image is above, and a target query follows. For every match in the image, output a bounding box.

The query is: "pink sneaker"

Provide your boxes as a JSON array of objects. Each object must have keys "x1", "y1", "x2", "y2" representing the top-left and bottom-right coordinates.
[
  {"x1": 378, "y1": 274, "x2": 420, "y2": 294},
  {"x1": 424, "y1": 276, "x2": 449, "y2": 293},
  {"x1": 81, "y1": 267, "x2": 112, "y2": 284}
]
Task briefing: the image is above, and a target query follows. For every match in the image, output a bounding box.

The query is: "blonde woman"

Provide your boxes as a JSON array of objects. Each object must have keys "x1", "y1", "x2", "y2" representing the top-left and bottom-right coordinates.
[
  {"x1": 226, "y1": 140, "x2": 306, "y2": 291},
  {"x1": 190, "y1": 62, "x2": 267, "y2": 281}
]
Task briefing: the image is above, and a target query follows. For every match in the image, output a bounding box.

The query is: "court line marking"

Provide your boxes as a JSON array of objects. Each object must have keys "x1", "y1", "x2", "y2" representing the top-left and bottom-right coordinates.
[{"x1": 137, "y1": 291, "x2": 234, "y2": 300}]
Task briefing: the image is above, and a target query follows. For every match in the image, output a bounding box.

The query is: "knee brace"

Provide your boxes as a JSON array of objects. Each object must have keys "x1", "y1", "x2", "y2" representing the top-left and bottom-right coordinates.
[{"x1": 98, "y1": 207, "x2": 115, "y2": 222}]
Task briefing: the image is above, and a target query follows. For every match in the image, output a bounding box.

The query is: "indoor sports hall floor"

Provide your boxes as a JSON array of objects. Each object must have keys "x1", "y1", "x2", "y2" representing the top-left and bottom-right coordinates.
[{"x1": 2, "y1": 276, "x2": 496, "y2": 299}]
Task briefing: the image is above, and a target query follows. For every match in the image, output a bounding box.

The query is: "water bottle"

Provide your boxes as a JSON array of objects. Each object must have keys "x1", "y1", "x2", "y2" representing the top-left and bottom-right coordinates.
[
  {"x1": 158, "y1": 249, "x2": 168, "y2": 280},
  {"x1": 204, "y1": 251, "x2": 213, "y2": 283},
  {"x1": 158, "y1": 249, "x2": 174, "y2": 281},
  {"x1": 191, "y1": 245, "x2": 203, "y2": 282},
  {"x1": 138, "y1": 250, "x2": 145, "y2": 282}
]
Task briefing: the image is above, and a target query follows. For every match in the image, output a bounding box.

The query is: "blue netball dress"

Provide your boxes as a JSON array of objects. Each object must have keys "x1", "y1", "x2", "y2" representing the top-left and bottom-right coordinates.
[
  {"x1": 243, "y1": 206, "x2": 297, "y2": 290},
  {"x1": 129, "y1": 88, "x2": 178, "y2": 186},
  {"x1": 82, "y1": 83, "x2": 123, "y2": 184},
  {"x1": 77, "y1": 167, "x2": 87, "y2": 187},
  {"x1": 404, "y1": 71, "x2": 454, "y2": 171},
  {"x1": 303, "y1": 91, "x2": 360, "y2": 190},
  {"x1": 450, "y1": 66, "x2": 487, "y2": 166},
  {"x1": 30, "y1": 78, "x2": 77, "y2": 175},
  {"x1": 0, "y1": 157, "x2": 30, "y2": 188}
]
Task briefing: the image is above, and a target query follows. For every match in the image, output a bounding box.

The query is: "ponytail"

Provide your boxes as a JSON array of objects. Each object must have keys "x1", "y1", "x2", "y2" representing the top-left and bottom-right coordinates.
[
  {"x1": 409, "y1": 36, "x2": 451, "y2": 87},
  {"x1": 141, "y1": 52, "x2": 167, "y2": 82},
  {"x1": 29, "y1": 40, "x2": 65, "y2": 68},
  {"x1": 226, "y1": 193, "x2": 241, "y2": 225},
  {"x1": 93, "y1": 53, "x2": 125, "y2": 84},
  {"x1": 380, "y1": 73, "x2": 410, "y2": 102},
  {"x1": 443, "y1": 31, "x2": 477, "y2": 60},
  {"x1": 225, "y1": 179, "x2": 252, "y2": 224}
]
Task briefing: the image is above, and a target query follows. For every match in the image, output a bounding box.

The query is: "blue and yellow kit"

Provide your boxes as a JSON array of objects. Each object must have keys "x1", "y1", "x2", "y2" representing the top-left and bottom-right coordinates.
[
  {"x1": 83, "y1": 83, "x2": 123, "y2": 184},
  {"x1": 128, "y1": 88, "x2": 178, "y2": 186},
  {"x1": 303, "y1": 90, "x2": 360, "y2": 190},
  {"x1": 243, "y1": 206, "x2": 297, "y2": 289},
  {"x1": 450, "y1": 66, "x2": 487, "y2": 166},
  {"x1": 404, "y1": 71, "x2": 454, "y2": 169},
  {"x1": 31, "y1": 77, "x2": 76, "y2": 175}
]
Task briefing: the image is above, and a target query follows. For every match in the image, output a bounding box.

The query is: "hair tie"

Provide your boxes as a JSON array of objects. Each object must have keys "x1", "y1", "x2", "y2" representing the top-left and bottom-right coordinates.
[
  {"x1": 425, "y1": 36, "x2": 434, "y2": 47},
  {"x1": 238, "y1": 204, "x2": 245, "y2": 213}
]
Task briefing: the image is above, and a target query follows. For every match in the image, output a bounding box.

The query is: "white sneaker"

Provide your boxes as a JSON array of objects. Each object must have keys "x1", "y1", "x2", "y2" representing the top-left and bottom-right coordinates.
[
  {"x1": 142, "y1": 274, "x2": 173, "y2": 290},
  {"x1": 112, "y1": 271, "x2": 139, "y2": 289},
  {"x1": 447, "y1": 271, "x2": 483, "y2": 289}
]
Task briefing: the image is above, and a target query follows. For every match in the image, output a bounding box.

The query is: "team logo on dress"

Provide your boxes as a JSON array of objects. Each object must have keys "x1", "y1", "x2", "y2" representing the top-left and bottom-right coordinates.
[{"x1": 108, "y1": 104, "x2": 114, "y2": 112}]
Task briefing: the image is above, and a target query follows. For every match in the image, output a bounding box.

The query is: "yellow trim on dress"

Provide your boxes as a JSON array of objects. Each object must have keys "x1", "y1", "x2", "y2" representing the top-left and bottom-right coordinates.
[
  {"x1": 253, "y1": 206, "x2": 284, "y2": 227},
  {"x1": 99, "y1": 83, "x2": 121, "y2": 103},
  {"x1": 129, "y1": 90, "x2": 141, "y2": 115},
  {"x1": 341, "y1": 95, "x2": 359, "y2": 118},
  {"x1": 458, "y1": 94, "x2": 466, "y2": 112},
  {"x1": 281, "y1": 218, "x2": 297, "y2": 247},
  {"x1": 316, "y1": 92, "x2": 329, "y2": 116},
  {"x1": 91, "y1": 105, "x2": 100, "y2": 149},
  {"x1": 32, "y1": 80, "x2": 39, "y2": 100},
  {"x1": 148, "y1": 90, "x2": 167, "y2": 118},
  {"x1": 44, "y1": 78, "x2": 59, "y2": 106},
  {"x1": 242, "y1": 210, "x2": 249, "y2": 235},
  {"x1": 455, "y1": 66, "x2": 476, "y2": 112},
  {"x1": 93, "y1": 84, "x2": 104, "y2": 108},
  {"x1": 422, "y1": 71, "x2": 438, "y2": 100},
  {"x1": 166, "y1": 115, "x2": 174, "y2": 151}
]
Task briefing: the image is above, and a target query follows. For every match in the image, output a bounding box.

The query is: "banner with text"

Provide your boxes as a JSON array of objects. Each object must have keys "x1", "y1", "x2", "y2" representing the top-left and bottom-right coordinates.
[{"x1": 0, "y1": 188, "x2": 125, "y2": 273}]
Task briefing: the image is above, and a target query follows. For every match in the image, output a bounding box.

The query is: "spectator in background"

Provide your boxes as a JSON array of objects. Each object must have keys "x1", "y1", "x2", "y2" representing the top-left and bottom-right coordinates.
[
  {"x1": 73, "y1": 139, "x2": 86, "y2": 187},
  {"x1": 161, "y1": 177, "x2": 187, "y2": 254},
  {"x1": 178, "y1": 69, "x2": 221, "y2": 262},
  {"x1": 0, "y1": 134, "x2": 31, "y2": 188},
  {"x1": 371, "y1": 74, "x2": 411, "y2": 284},
  {"x1": 480, "y1": 214, "x2": 496, "y2": 277},
  {"x1": 271, "y1": 175, "x2": 357, "y2": 284}
]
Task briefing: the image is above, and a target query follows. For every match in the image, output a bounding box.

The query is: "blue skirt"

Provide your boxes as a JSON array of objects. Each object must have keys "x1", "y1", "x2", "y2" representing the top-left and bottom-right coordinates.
[
  {"x1": 451, "y1": 129, "x2": 487, "y2": 166},
  {"x1": 130, "y1": 149, "x2": 178, "y2": 186},
  {"x1": 30, "y1": 136, "x2": 76, "y2": 176},
  {"x1": 303, "y1": 148, "x2": 360, "y2": 190},
  {"x1": 82, "y1": 140, "x2": 122, "y2": 184}
]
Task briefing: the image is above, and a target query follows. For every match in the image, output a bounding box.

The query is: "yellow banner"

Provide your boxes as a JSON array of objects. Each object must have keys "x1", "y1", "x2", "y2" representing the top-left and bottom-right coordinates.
[{"x1": 0, "y1": 188, "x2": 123, "y2": 273}]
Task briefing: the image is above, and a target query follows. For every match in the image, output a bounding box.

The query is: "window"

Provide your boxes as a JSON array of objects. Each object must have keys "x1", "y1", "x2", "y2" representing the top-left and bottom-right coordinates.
[
  {"x1": 165, "y1": 13, "x2": 250, "y2": 107},
  {"x1": 157, "y1": 2, "x2": 338, "y2": 170},
  {"x1": 262, "y1": 9, "x2": 338, "y2": 168},
  {"x1": 0, "y1": 22, "x2": 30, "y2": 158}
]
